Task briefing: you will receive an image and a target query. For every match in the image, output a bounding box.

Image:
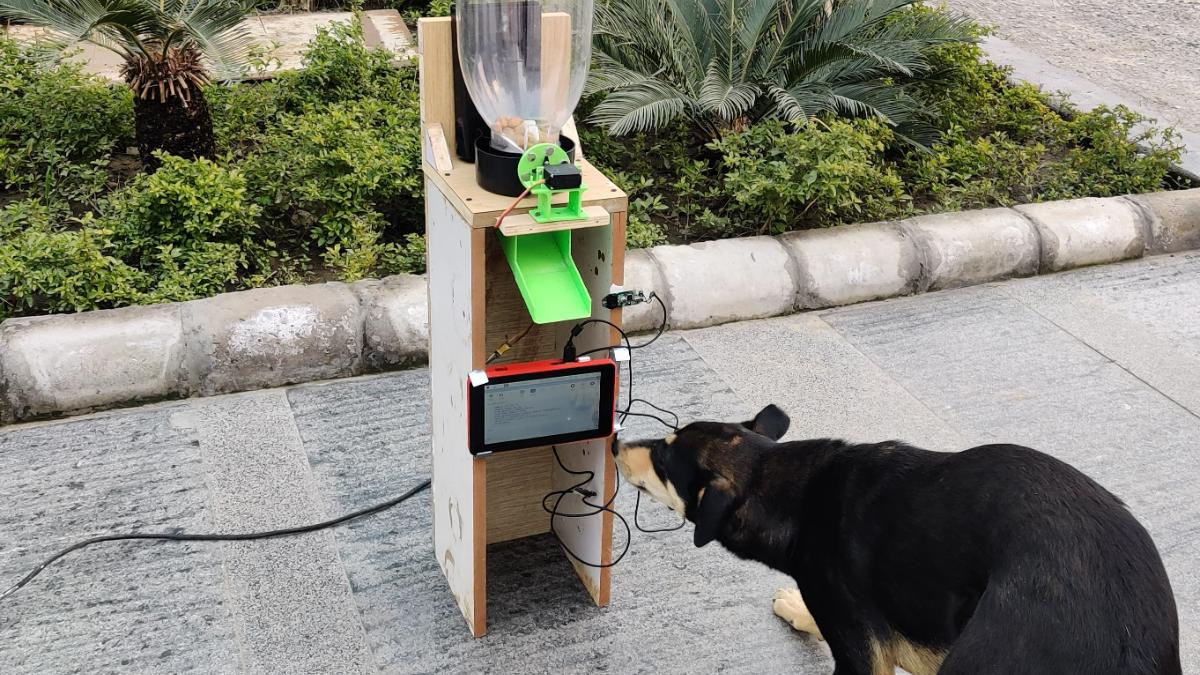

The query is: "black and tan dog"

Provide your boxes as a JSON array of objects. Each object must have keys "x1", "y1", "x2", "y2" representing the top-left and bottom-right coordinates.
[{"x1": 614, "y1": 405, "x2": 1180, "y2": 675}]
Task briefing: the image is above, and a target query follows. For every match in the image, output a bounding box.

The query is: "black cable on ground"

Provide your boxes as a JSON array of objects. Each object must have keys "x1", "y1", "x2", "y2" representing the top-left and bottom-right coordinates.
[
  {"x1": 633, "y1": 490, "x2": 687, "y2": 533},
  {"x1": 621, "y1": 398, "x2": 680, "y2": 431},
  {"x1": 0, "y1": 479, "x2": 432, "y2": 604}
]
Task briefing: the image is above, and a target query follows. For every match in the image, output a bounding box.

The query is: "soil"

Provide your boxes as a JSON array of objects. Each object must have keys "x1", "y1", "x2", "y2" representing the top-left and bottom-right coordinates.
[{"x1": 107, "y1": 152, "x2": 143, "y2": 186}]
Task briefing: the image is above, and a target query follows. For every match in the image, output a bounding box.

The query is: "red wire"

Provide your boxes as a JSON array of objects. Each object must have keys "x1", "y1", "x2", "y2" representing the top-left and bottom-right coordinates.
[{"x1": 493, "y1": 180, "x2": 545, "y2": 230}]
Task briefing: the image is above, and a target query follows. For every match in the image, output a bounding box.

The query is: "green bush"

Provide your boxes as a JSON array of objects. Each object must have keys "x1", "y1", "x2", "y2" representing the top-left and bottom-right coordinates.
[
  {"x1": 143, "y1": 242, "x2": 242, "y2": 302},
  {"x1": 284, "y1": 16, "x2": 416, "y2": 108},
  {"x1": 0, "y1": 200, "x2": 146, "y2": 320},
  {"x1": 904, "y1": 130, "x2": 1044, "y2": 209},
  {"x1": 0, "y1": 38, "x2": 133, "y2": 204},
  {"x1": 713, "y1": 119, "x2": 909, "y2": 233},
  {"x1": 242, "y1": 97, "x2": 422, "y2": 254},
  {"x1": 379, "y1": 233, "x2": 427, "y2": 275},
  {"x1": 101, "y1": 153, "x2": 264, "y2": 299},
  {"x1": 1041, "y1": 104, "x2": 1179, "y2": 200},
  {"x1": 581, "y1": 18, "x2": 1181, "y2": 241},
  {"x1": 214, "y1": 14, "x2": 425, "y2": 277},
  {"x1": 205, "y1": 79, "x2": 286, "y2": 155},
  {"x1": 901, "y1": 39, "x2": 1181, "y2": 211},
  {"x1": 105, "y1": 153, "x2": 262, "y2": 258}
]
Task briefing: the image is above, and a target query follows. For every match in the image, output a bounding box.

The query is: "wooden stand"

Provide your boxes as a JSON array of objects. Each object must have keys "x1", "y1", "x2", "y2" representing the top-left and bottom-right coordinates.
[{"x1": 418, "y1": 16, "x2": 628, "y2": 637}]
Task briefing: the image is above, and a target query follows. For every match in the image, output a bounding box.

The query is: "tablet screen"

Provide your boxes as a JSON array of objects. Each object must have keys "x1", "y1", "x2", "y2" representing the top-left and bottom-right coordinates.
[{"x1": 483, "y1": 370, "x2": 603, "y2": 444}]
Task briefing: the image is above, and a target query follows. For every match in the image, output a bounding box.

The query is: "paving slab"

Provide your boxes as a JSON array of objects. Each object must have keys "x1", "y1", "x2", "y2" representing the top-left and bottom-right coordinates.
[
  {"x1": 679, "y1": 313, "x2": 963, "y2": 450},
  {"x1": 994, "y1": 259, "x2": 1200, "y2": 418},
  {"x1": 192, "y1": 390, "x2": 376, "y2": 674},
  {"x1": 1042, "y1": 252, "x2": 1200, "y2": 363},
  {"x1": 0, "y1": 406, "x2": 238, "y2": 674}
]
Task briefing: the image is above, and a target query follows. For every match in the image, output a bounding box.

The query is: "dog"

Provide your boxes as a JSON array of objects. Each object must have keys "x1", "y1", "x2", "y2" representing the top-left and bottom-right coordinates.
[{"x1": 614, "y1": 404, "x2": 1180, "y2": 675}]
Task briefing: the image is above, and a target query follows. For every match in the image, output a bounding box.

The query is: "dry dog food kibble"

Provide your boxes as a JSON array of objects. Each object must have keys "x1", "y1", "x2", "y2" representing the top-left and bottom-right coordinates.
[{"x1": 490, "y1": 116, "x2": 543, "y2": 150}]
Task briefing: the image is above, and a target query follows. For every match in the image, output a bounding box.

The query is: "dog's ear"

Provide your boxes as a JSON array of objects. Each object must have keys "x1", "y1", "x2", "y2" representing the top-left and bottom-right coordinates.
[
  {"x1": 743, "y1": 404, "x2": 789, "y2": 441},
  {"x1": 693, "y1": 478, "x2": 736, "y2": 548}
]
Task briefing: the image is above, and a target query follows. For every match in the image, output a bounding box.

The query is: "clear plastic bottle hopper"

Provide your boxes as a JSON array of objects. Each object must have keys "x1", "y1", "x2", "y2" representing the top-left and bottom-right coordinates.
[{"x1": 455, "y1": 0, "x2": 595, "y2": 324}]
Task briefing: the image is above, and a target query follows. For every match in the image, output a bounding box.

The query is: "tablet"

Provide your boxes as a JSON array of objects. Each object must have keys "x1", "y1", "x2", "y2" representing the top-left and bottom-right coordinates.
[{"x1": 467, "y1": 358, "x2": 618, "y2": 455}]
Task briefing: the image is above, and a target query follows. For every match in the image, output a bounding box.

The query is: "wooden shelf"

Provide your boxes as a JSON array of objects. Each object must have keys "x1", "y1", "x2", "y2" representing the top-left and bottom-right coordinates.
[{"x1": 497, "y1": 205, "x2": 611, "y2": 236}]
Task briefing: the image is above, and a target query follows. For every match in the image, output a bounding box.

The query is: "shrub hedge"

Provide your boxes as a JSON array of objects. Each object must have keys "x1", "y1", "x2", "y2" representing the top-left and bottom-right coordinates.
[{"x1": 0, "y1": 7, "x2": 1187, "y2": 322}]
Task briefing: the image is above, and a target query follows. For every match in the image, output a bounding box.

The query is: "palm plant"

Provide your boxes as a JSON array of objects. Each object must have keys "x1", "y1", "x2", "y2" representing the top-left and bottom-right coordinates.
[
  {"x1": 588, "y1": 0, "x2": 975, "y2": 145},
  {"x1": 0, "y1": 0, "x2": 256, "y2": 165}
]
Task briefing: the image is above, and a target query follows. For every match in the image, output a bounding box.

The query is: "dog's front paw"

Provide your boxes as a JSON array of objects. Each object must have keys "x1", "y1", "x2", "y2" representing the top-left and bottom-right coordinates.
[{"x1": 772, "y1": 587, "x2": 822, "y2": 639}]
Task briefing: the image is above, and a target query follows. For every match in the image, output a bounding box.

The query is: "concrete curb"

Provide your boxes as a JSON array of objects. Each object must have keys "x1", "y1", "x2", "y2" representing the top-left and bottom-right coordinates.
[{"x1": 2, "y1": 188, "x2": 1199, "y2": 423}]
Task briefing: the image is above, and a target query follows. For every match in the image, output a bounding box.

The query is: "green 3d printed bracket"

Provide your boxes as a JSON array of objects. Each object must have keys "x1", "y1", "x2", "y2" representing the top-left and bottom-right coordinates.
[
  {"x1": 517, "y1": 143, "x2": 586, "y2": 223},
  {"x1": 498, "y1": 143, "x2": 591, "y2": 324}
]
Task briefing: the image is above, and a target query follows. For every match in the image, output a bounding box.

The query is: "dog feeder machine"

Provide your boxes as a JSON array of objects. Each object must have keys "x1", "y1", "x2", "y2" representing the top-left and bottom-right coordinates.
[{"x1": 419, "y1": 0, "x2": 628, "y2": 636}]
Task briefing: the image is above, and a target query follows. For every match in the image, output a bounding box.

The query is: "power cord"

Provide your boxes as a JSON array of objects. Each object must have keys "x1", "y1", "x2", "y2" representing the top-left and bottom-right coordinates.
[
  {"x1": 540, "y1": 444, "x2": 632, "y2": 568},
  {"x1": 0, "y1": 479, "x2": 431, "y2": 604},
  {"x1": 633, "y1": 491, "x2": 687, "y2": 533},
  {"x1": 620, "y1": 398, "x2": 680, "y2": 431}
]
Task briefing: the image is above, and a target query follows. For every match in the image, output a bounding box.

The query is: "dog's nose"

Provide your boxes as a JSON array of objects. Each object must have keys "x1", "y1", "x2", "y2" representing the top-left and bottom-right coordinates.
[{"x1": 610, "y1": 436, "x2": 620, "y2": 457}]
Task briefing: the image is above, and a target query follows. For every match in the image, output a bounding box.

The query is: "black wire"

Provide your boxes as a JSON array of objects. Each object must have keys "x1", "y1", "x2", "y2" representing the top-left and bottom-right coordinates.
[
  {"x1": 631, "y1": 293, "x2": 668, "y2": 350},
  {"x1": 542, "y1": 447, "x2": 632, "y2": 568},
  {"x1": 0, "y1": 479, "x2": 432, "y2": 603},
  {"x1": 552, "y1": 299, "x2": 686, "y2": 540},
  {"x1": 544, "y1": 296, "x2": 682, "y2": 564},
  {"x1": 575, "y1": 292, "x2": 668, "y2": 360},
  {"x1": 563, "y1": 317, "x2": 636, "y2": 423},
  {"x1": 622, "y1": 398, "x2": 680, "y2": 431},
  {"x1": 616, "y1": 410, "x2": 678, "y2": 430},
  {"x1": 634, "y1": 490, "x2": 687, "y2": 533}
]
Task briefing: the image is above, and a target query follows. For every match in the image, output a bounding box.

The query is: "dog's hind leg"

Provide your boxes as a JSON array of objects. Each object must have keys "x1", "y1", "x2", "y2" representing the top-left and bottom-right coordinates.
[{"x1": 772, "y1": 587, "x2": 822, "y2": 639}]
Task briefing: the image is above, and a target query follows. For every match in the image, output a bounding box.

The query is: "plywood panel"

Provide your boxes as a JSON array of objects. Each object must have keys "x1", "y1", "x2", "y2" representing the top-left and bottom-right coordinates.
[
  {"x1": 550, "y1": 439, "x2": 612, "y2": 603},
  {"x1": 427, "y1": 180, "x2": 486, "y2": 636},
  {"x1": 418, "y1": 18, "x2": 455, "y2": 161},
  {"x1": 497, "y1": 206, "x2": 609, "y2": 236},
  {"x1": 486, "y1": 446, "x2": 553, "y2": 543},
  {"x1": 608, "y1": 210, "x2": 628, "y2": 352},
  {"x1": 483, "y1": 233, "x2": 560, "y2": 365},
  {"x1": 540, "y1": 12, "x2": 572, "y2": 141},
  {"x1": 425, "y1": 122, "x2": 452, "y2": 174}
]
